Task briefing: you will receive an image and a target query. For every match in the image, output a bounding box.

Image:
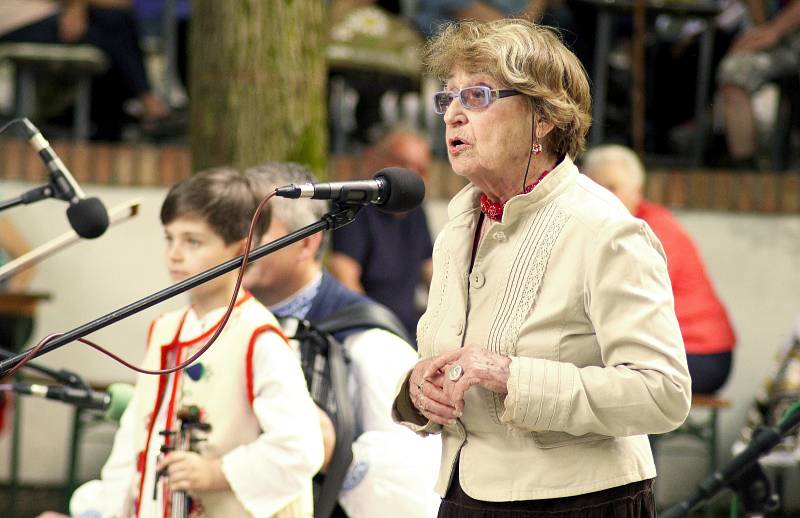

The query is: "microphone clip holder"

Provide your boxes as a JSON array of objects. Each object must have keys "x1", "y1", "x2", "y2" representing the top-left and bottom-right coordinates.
[
  {"x1": 327, "y1": 201, "x2": 364, "y2": 231},
  {"x1": 0, "y1": 184, "x2": 56, "y2": 214},
  {"x1": 0, "y1": 167, "x2": 80, "y2": 214},
  {"x1": 0, "y1": 202, "x2": 363, "y2": 376}
]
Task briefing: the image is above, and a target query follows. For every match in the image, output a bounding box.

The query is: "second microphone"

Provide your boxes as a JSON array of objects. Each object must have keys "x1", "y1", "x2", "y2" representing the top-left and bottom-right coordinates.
[{"x1": 274, "y1": 167, "x2": 425, "y2": 213}]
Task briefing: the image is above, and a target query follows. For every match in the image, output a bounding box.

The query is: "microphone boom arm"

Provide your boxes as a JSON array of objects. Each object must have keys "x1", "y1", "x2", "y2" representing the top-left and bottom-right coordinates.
[
  {"x1": 662, "y1": 402, "x2": 800, "y2": 518},
  {"x1": 0, "y1": 184, "x2": 55, "y2": 214},
  {"x1": 0, "y1": 202, "x2": 363, "y2": 376}
]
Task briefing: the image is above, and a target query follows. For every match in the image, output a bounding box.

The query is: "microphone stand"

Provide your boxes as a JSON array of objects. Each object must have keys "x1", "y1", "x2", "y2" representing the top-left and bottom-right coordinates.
[
  {"x1": 0, "y1": 346, "x2": 93, "y2": 518},
  {"x1": 0, "y1": 184, "x2": 57, "y2": 214},
  {"x1": 0, "y1": 202, "x2": 363, "y2": 376},
  {"x1": 0, "y1": 345, "x2": 87, "y2": 387},
  {"x1": 661, "y1": 403, "x2": 800, "y2": 518},
  {"x1": 0, "y1": 118, "x2": 74, "y2": 214}
]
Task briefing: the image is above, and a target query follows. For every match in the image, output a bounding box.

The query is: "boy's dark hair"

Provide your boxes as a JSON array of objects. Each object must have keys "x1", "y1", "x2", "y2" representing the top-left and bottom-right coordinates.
[{"x1": 160, "y1": 167, "x2": 269, "y2": 244}]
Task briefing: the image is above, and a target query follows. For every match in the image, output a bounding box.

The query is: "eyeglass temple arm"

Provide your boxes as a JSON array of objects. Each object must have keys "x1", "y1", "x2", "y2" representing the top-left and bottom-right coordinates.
[{"x1": 495, "y1": 90, "x2": 521, "y2": 99}]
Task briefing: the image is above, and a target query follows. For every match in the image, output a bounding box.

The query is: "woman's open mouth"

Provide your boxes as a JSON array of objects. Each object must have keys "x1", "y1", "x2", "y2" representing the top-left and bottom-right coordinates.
[{"x1": 448, "y1": 137, "x2": 470, "y2": 155}]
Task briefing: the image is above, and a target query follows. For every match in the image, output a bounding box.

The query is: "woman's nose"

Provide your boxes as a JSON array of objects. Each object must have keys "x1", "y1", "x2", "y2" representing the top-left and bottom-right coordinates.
[{"x1": 443, "y1": 99, "x2": 467, "y2": 126}]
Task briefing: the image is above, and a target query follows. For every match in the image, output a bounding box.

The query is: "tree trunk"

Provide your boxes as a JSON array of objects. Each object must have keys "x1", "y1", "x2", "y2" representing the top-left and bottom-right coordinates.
[{"x1": 190, "y1": 0, "x2": 327, "y2": 176}]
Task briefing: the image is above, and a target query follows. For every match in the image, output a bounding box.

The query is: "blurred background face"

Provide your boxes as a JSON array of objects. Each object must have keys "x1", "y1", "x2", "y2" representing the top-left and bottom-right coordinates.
[
  {"x1": 367, "y1": 133, "x2": 432, "y2": 181},
  {"x1": 242, "y1": 217, "x2": 306, "y2": 304},
  {"x1": 384, "y1": 134, "x2": 432, "y2": 181},
  {"x1": 163, "y1": 216, "x2": 243, "y2": 303},
  {"x1": 585, "y1": 162, "x2": 643, "y2": 214}
]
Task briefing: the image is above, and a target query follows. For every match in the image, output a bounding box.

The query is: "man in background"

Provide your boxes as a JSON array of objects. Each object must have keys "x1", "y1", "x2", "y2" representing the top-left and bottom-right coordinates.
[
  {"x1": 243, "y1": 161, "x2": 441, "y2": 518},
  {"x1": 329, "y1": 128, "x2": 434, "y2": 342}
]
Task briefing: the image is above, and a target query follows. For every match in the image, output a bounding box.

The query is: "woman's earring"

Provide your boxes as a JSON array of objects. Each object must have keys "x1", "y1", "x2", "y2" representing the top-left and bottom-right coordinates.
[{"x1": 531, "y1": 143, "x2": 543, "y2": 155}]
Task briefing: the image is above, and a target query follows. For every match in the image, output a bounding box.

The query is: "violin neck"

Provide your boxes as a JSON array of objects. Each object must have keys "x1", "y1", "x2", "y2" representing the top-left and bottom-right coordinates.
[
  {"x1": 170, "y1": 429, "x2": 191, "y2": 518},
  {"x1": 171, "y1": 490, "x2": 189, "y2": 518}
]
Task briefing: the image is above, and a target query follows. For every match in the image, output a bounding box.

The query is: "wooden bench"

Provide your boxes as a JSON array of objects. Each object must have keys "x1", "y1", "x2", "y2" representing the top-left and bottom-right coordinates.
[{"x1": 0, "y1": 43, "x2": 107, "y2": 140}]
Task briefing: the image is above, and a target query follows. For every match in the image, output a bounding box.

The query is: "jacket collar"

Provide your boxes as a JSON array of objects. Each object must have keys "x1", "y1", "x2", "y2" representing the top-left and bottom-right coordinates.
[{"x1": 446, "y1": 155, "x2": 578, "y2": 225}]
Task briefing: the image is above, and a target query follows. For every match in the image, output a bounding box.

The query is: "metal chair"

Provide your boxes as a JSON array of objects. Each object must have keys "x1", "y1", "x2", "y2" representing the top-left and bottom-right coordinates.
[{"x1": 0, "y1": 43, "x2": 107, "y2": 140}]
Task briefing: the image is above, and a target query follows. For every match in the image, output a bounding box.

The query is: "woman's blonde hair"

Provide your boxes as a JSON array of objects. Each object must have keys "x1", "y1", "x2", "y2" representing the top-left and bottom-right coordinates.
[{"x1": 425, "y1": 19, "x2": 592, "y2": 158}]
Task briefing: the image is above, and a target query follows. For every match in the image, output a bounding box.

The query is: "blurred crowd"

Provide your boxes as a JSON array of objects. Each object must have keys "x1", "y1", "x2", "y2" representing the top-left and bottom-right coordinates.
[{"x1": 0, "y1": 0, "x2": 796, "y2": 169}]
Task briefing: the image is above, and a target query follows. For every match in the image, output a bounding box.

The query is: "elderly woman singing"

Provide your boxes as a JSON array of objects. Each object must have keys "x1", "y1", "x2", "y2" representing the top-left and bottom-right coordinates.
[{"x1": 392, "y1": 19, "x2": 691, "y2": 518}]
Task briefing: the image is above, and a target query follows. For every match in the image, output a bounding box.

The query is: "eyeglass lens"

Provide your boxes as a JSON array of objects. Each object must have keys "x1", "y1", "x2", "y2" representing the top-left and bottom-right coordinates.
[{"x1": 434, "y1": 86, "x2": 490, "y2": 114}]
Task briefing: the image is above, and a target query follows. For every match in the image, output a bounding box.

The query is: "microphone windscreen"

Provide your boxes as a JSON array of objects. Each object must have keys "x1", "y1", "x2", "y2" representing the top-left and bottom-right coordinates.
[
  {"x1": 67, "y1": 197, "x2": 109, "y2": 238},
  {"x1": 104, "y1": 382, "x2": 134, "y2": 422},
  {"x1": 374, "y1": 167, "x2": 425, "y2": 213}
]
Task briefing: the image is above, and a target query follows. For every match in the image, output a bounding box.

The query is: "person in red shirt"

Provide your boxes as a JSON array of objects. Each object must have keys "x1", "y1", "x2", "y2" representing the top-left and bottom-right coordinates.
[{"x1": 583, "y1": 144, "x2": 735, "y2": 394}]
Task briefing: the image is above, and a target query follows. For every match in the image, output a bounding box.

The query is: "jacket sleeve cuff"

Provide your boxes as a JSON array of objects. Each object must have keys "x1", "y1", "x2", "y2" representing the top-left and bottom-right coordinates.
[
  {"x1": 392, "y1": 371, "x2": 442, "y2": 435},
  {"x1": 500, "y1": 356, "x2": 575, "y2": 431},
  {"x1": 500, "y1": 356, "x2": 533, "y2": 426}
]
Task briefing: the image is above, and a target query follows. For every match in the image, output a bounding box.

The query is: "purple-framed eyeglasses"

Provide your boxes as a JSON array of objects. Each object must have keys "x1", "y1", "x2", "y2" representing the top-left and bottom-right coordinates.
[{"x1": 433, "y1": 86, "x2": 521, "y2": 115}]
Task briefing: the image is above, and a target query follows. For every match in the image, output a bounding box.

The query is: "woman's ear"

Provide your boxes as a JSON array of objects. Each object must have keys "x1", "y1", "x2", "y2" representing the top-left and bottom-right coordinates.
[{"x1": 536, "y1": 120, "x2": 555, "y2": 140}]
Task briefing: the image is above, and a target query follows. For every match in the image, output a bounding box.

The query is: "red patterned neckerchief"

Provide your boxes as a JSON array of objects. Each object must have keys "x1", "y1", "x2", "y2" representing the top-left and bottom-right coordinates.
[{"x1": 479, "y1": 169, "x2": 551, "y2": 222}]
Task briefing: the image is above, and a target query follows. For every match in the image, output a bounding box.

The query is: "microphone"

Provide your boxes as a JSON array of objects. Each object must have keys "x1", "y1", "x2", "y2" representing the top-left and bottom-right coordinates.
[
  {"x1": 274, "y1": 167, "x2": 425, "y2": 213},
  {"x1": 21, "y1": 118, "x2": 110, "y2": 238},
  {"x1": 12, "y1": 381, "x2": 134, "y2": 421}
]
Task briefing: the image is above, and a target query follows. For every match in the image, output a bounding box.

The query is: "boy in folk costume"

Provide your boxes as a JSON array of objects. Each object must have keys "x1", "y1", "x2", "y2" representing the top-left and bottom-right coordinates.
[{"x1": 68, "y1": 168, "x2": 324, "y2": 518}]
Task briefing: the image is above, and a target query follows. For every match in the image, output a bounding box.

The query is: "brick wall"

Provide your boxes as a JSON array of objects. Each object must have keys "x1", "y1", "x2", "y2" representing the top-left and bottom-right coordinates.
[
  {"x1": 2, "y1": 138, "x2": 798, "y2": 213},
  {"x1": 0, "y1": 138, "x2": 191, "y2": 187},
  {"x1": 644, "y1": 169, "x2": 800, "y2": 213}
]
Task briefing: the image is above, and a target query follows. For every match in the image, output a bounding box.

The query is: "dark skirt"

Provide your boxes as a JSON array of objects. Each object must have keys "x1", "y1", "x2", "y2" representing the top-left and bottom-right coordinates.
[{"x1": 438, "y1": 466, "x2": 656, "y2": 518}]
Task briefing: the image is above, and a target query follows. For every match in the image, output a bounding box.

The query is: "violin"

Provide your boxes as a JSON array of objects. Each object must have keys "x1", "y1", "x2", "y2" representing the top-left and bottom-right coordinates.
[{"x1": 158, "y1": 405, "x2": 212, "y2": 518}]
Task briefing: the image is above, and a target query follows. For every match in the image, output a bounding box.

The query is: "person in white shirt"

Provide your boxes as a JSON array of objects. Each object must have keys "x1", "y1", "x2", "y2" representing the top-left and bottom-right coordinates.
[{"x1": 242, "y1": 161, "x2": 442, "y2": 518}]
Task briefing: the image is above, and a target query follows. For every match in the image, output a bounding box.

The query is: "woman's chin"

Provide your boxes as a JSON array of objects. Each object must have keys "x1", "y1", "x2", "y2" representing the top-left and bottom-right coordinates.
[
  {"x1": 449, "y1": 160, "x2": 474, "y2": 180},
  {"x1": 451, "y1": 163, "x2": 487, "y2": 185}
]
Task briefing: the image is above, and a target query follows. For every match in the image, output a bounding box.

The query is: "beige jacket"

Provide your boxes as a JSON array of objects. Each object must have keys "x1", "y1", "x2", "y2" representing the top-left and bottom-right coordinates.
[{"x1": 394, "y1": 156, "x2": 691, "y2": 502}]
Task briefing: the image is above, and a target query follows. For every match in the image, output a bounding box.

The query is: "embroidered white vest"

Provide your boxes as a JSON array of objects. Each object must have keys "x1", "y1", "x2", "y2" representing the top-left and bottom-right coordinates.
[{"x1": 130, "y1": 295, "x2": 311, "y2": 518}]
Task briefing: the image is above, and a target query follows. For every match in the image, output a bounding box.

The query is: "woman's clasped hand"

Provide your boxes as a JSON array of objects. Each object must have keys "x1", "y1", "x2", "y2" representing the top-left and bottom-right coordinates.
[{"x1": 409, "y1": 346, "x2": 513, "y2": 424}]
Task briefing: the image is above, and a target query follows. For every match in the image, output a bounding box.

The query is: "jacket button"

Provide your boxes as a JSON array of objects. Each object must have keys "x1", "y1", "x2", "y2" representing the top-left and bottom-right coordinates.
[
  {"x1": 469, "y1": 271, "x2": 486, "y2": 288},
  {"x1": 493, "y1": 231, "x2": 507, "y2": 242}
]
